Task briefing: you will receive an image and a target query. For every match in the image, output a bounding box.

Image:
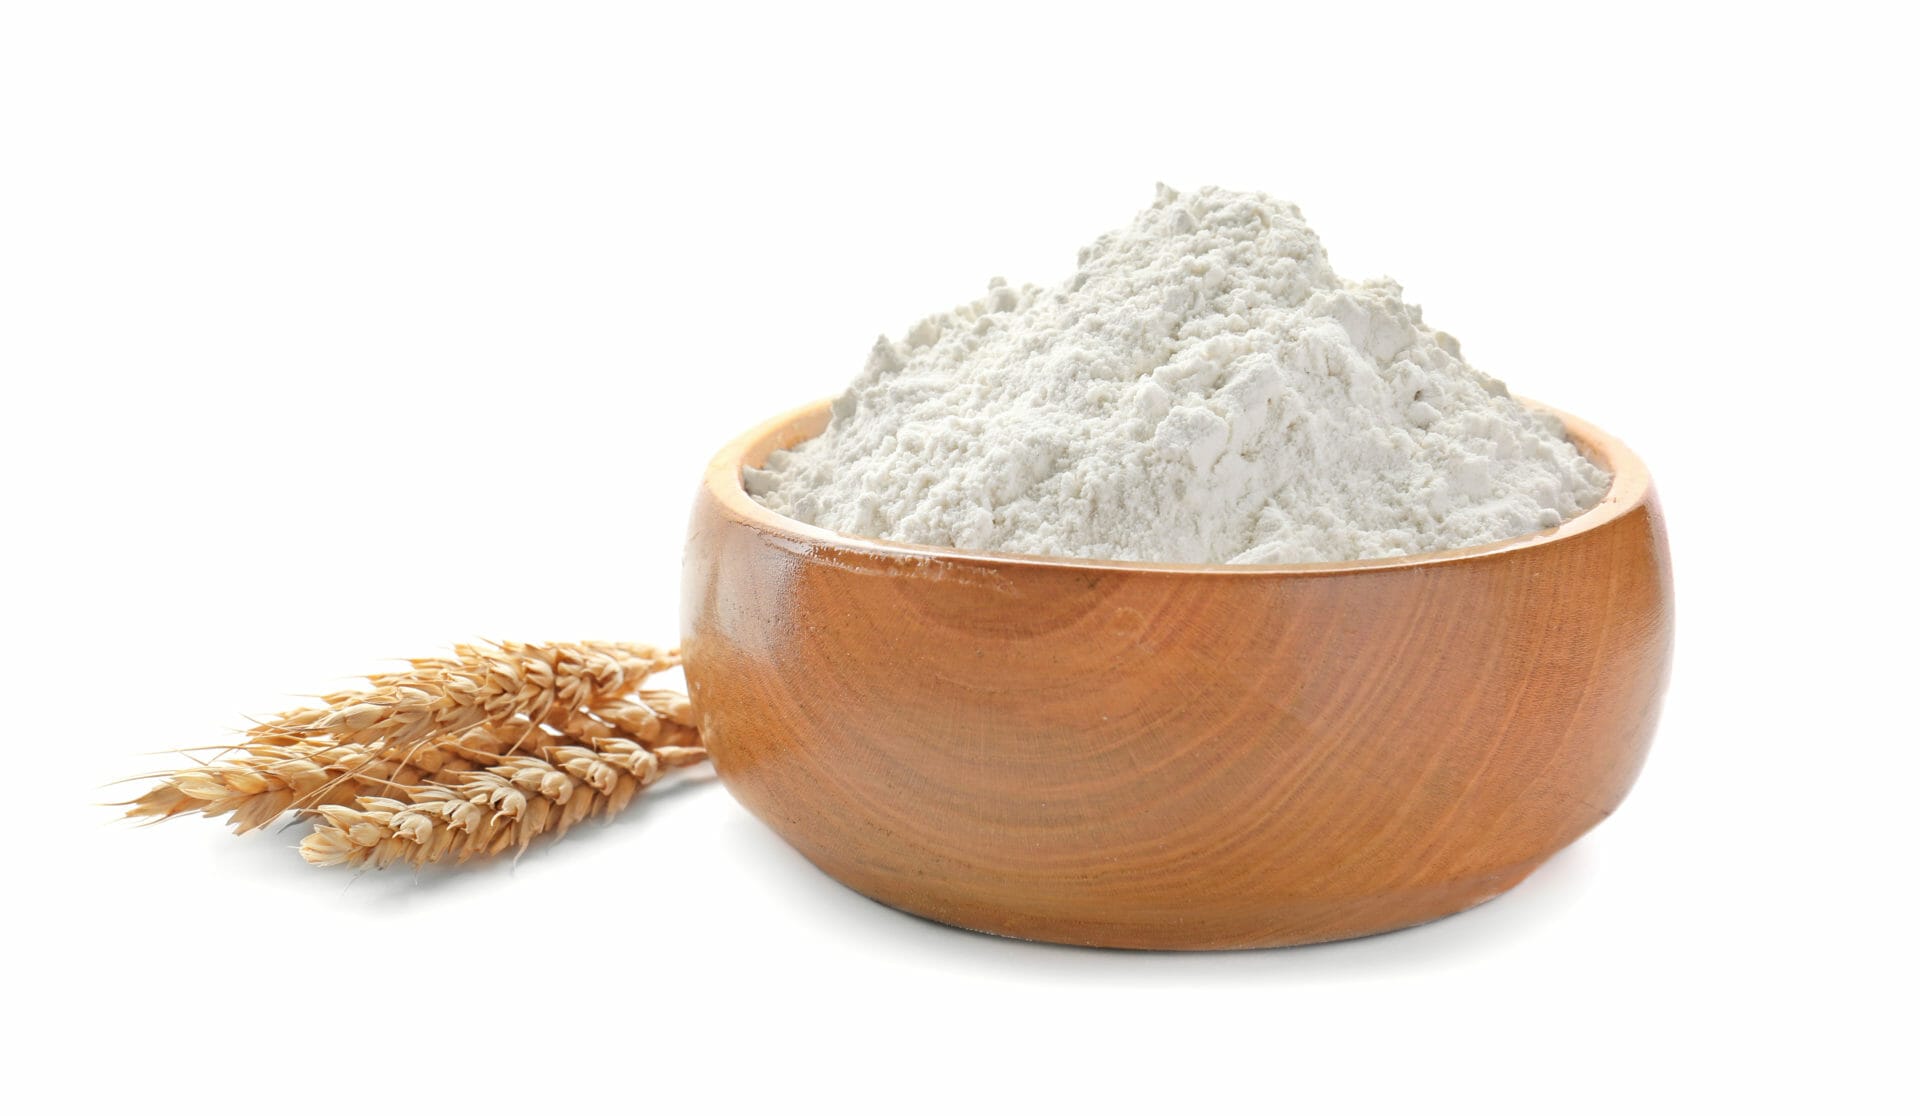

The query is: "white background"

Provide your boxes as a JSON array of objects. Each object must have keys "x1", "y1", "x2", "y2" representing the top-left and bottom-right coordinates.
[{"x1": 6, "y1": 2, "x2": 1915, "y2": 1111}]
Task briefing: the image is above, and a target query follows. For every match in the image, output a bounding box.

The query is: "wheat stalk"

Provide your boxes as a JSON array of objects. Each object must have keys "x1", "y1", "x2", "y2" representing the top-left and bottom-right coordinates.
[{"x1": 122, "y1": 640, "x2": 705, "y2": 868}]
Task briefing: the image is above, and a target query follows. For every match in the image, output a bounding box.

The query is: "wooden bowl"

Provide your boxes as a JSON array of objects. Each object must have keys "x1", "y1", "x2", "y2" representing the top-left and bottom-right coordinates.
[{"x1": 682, "y1": 401, "x2": 1672, "y2": 949}]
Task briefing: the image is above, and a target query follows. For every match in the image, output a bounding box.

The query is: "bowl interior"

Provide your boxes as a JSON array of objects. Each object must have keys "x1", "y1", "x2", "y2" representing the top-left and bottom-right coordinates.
[{"x1": 707, "y1": 398, "x2": 1651, "y2": 576}]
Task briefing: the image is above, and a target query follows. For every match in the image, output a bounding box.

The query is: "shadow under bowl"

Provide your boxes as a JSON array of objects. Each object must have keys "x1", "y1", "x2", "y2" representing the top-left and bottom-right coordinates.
[{"x1": 681, "y1": 401, "x2": 1672, "y2": 950}]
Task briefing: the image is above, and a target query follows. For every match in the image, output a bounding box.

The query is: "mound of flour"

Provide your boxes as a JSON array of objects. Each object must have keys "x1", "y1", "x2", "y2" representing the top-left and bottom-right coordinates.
[{"x1": 746, "y1": 185, "x2": 1610, "y2": 564}]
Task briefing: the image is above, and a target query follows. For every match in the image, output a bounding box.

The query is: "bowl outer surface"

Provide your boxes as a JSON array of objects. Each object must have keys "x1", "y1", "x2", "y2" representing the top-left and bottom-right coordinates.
[{"x1": 681, "y1": 402, "x2": 1673, "y2": 949}]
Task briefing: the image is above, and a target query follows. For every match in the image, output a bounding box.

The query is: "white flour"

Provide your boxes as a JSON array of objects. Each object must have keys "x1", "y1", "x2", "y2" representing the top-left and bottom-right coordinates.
[{"x1": 746, "y1": 185, "x2": 1610, "y2": 564}]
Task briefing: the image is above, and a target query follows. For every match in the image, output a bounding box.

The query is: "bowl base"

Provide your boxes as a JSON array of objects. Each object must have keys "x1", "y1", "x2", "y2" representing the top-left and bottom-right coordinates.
[{"x1": 821, "y1": 856, "x2": 1546, "y2": 951}]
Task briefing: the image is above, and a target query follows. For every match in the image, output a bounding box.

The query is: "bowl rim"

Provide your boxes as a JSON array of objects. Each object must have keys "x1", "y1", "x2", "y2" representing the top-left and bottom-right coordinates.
[{"x1": 703, "y1": 397, "x2": 1652, "y2": 577}]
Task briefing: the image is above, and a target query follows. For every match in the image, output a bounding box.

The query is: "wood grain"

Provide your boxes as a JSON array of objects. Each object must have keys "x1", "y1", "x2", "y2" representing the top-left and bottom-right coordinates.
[{"x1": 682, "y1": 401, "x2": 1673, "y2": 950}]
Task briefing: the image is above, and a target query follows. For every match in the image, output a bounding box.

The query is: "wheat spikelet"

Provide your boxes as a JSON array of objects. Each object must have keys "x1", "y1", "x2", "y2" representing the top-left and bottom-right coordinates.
[
  {"x1": 123, "y1": 738, "x2": 419, "y2": 832},
  {"x1": 271, "y1": 641, "x2": 676, "y2": 751},
  {"x1": 126, "y1": 640, "x2": 677, "y2": 825},
  {"x1": 298, "y1": 727, "x2": 707, "y2": 869},
  {"x1": 549, "y1": 690, "x2": 701, "y2": 752},
  {"x1": 124, "y1": 640, "x2": 706, "y2": 868},
  {"x1": 121, "y1": 735, "x2": 476, "y2": 830}
]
